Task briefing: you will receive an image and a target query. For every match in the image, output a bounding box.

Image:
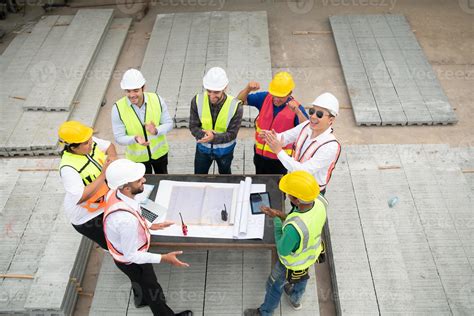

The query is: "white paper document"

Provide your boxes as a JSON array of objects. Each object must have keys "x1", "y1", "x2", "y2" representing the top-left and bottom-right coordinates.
[{"x1": 151, "y1": 179, "x2": 266, "y2": 239}]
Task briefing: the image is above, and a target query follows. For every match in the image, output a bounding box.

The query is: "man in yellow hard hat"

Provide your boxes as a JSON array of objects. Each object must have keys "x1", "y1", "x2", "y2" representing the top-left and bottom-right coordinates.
[
  {"x1": 58, "y1": 121, "x2": 117, "y2": 250},
  {"x1": 244, "y1": 171, "x2": 327, "y2": 315},
  {"x1": 237, "y1": 72, "x2": 308, "y2": 174},
  {"x1": 111, "y1": 68, "x2": 173, "y2": 174}
]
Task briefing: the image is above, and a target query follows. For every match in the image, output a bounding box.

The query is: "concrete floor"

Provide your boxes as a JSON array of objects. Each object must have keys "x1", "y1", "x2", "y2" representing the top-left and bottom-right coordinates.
[{"x1": 1, "y1": 0, "x2": 472, "y2": 315}]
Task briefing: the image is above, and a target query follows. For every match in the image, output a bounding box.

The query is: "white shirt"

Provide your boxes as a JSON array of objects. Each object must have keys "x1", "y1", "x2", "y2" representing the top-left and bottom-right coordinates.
[
  {"x1": 277, "y1": 123, "x2": 340, "y2": 189},
  {"x1": 111, "y1": 93, "x2": 173, "y2": 146},
  {"x1": 105, "y1": 191, "x2": 162, "y2": 264},
  {"x1": 60, "y1": 137, "x2": 111, "y2": 225}
]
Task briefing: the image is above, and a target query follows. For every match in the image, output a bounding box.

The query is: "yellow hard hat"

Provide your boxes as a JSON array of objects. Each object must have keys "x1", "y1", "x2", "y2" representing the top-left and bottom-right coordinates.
[
  {"x1": 279, "y1": 170, "x2": 320, "y2": 202},
  {"x1": 58, "y1": 121, "x2": 93, "y2": 144},
  {"x1": 268, "y1": 72, "x2": 295, "y2": 97}
]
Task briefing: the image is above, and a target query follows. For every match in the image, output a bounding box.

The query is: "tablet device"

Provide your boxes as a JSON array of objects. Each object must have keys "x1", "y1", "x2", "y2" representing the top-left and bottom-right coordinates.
[{"x1": 250, "y1": 192, "x2": 271, "y2": 215}]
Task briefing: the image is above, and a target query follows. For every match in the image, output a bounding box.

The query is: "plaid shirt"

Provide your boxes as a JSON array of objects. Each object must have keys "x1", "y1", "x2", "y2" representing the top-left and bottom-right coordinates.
[{"x1": 189, "y1": 94, "x2": 243, "y2": 144}]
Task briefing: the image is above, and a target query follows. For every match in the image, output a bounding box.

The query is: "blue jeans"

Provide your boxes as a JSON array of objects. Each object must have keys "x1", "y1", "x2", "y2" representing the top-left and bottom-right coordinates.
[
  {"x1": 194, "y1": 146, "x2": 233, "y2": 174},
  {"x1": 260, "y1": 261, "x2": 308, "y2": 315}
]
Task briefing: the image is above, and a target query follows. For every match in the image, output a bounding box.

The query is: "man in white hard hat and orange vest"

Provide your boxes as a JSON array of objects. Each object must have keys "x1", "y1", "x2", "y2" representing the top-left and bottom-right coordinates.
[
  {"x1": 261, "y1": 93, "x2": 341, "y2": 195},
  {"x1": 103, "y1": 159, "x2": 193, "y2": 316},
  {"x1": 189, "y1": 67, "x2": 243, "y2": 174},
  {"x1": 112, "y1": 69, "x2": 173, "y2": 174},
  {"x1": 237, "y1": 72, "x2": 308, "y2": 174}
]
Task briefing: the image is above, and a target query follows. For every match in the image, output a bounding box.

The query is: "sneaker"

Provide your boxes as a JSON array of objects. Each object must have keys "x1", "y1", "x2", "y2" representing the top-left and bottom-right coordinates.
[
  {"x1": 244, "y1": 308, "x2": 261, "y2": 316},
  {"x1": 283, "y1": 284, "x2": 302, "y2": 310}
]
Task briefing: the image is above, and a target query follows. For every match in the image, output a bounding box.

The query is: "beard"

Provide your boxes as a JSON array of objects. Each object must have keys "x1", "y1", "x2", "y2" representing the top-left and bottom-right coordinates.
[{"x1": 131, "y1": 186, "x2": 144, "y2": 195}]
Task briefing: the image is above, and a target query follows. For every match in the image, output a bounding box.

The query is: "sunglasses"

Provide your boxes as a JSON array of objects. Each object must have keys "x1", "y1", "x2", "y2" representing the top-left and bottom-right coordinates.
[{"x1": 308, "y1": 108, "x2": 329, "y2": 118}]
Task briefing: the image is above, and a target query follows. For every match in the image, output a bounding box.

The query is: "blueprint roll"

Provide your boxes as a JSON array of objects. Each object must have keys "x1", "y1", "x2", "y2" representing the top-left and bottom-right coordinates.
[
  {"x1": 232, "y1": 180, "x2": 246, "y2": 238},
  {"x1": 238, "y1": 177, "x2": 252, "y2": 236}
]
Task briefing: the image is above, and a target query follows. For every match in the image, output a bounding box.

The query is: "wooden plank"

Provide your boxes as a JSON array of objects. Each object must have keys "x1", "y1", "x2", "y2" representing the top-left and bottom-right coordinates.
[
  {"x1": 23, "y1": 9, "x2": 114, "y2": 112},
  {"x1": 0, "y1": 31, "x2": 28, "y2": 73},
  {"x1": 167, "y1": 139, "x2": 196, "y2": 174},
  {"x1": 247, "y1": 11, "x2": 271, "y2": 125},
  {"x1": 329, "y1": 16, "x2": 381, "y2": 126},
  {"x1": 24, "y1": 208, "x2": 91, "y2": 313},
  {"x1": 141, "y1": 14, "x2": 174, "y2": 94},
  {"x1": 204, "y1": 250, "x2": 243, "y2": 315},
  {"x1": 0, "y1": 16, "x2": 60, "y2": 152},
  {"x1": 325, "y1": 150, "x2": 379, "y2": 315},
  {"x1": 369, "y1": 145, "x2": 452, "y2": 313},
  {"x1": 175, "y1": 12, "x2": 210, "y2": 127},
  {"x1": 156, "y1": 13, "x2": 193, "y2": 122},
  {"x1": 397, "y1": 144, "x2": 471, "y2": 314},
  {"x1": 5, "y1": 17, "x2": 131, "y2": 155},
  {"x1": 69, "y1": 18, "x2": 132, "y2": 126},
  {"x1": 89, "y1": 255, "x2": 129, "y2": 316},
  {"x1": 346, "y1": 145, "x2": 415, "y2": 314},
  {"x1": 166, "y1": 250, "x2": 206, "y2": 315}
]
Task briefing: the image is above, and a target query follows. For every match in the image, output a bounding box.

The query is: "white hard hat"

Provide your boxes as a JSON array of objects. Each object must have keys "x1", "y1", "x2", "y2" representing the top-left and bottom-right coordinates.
[
  {"x1": 312, "y1": 92, "x2": 339, "y2": 116},
  {"x1": 203, "y1": 67, "x2": 229, "y2": 91},
  {"x1": 120, "y1": 69, "x2": 146, "y2": 90},
  {"x1": 106, "y1": 159, "x2": 146, "y2": 190}
]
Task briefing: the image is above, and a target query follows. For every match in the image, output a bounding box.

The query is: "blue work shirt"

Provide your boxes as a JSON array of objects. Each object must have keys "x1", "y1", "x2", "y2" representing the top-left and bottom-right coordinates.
[{"x1": 247, "y1": 91, "x2": 308, "y2": 126}]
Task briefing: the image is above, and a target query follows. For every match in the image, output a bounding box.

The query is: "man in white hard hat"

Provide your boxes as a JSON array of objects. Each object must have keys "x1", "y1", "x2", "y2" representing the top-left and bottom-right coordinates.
[
  {"x1": 261, "y1": 92, "x2": 341, "y2": 195},
  {"x1": 103, "y1": 159, "x2": 193, "y2": 316},
  {"x1": 111, "y1": 69, "x2": 173, "y2": 174},
  {"x1": 189, "y1": 67, "x2": 243, "y2": 174}
]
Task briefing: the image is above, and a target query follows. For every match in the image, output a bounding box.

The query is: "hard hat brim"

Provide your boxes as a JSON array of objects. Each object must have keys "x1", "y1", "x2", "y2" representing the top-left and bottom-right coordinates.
[
  {"x1": 203, "y1": 81, "x2": 228, "y2": 92},
  {"x1": 107, "y1": 162, "x2": 146, "y2": 190}
]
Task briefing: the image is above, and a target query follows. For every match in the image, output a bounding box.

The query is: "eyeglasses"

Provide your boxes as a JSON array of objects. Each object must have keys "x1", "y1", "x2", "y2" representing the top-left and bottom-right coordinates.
[{"x1": 308, "y1": 108, "x2": 329, "y2": 118}]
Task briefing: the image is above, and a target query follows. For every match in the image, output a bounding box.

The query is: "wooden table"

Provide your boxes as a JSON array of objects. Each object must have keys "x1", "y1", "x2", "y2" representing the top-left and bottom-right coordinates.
[{"x1": 146, "y1": 174, "x2": 283, "y2": 262}]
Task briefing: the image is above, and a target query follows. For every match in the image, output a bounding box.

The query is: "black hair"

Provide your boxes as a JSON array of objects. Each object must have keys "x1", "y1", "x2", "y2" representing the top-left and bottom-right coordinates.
[{"x1": 61, "y1": 142, "x2": 81, "y2": 156}]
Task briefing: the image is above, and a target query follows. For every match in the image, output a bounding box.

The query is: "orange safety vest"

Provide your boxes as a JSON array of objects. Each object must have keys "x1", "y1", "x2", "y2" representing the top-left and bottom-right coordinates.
[
  {"x1": 255, "y1": 93, "x2": 296, "y2": 159},
  {"x1": 59, "y1": 142, "x2": 109, "y2": 212},
  {"x1": 293, "y1": 122, "x2": 341, "y2": 191},
  {"x1": 103, "y1": 190, "x2": 151, "y2": 264}
]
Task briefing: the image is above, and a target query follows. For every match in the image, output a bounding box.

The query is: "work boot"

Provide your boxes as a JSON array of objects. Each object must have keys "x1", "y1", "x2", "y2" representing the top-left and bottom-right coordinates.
[
  {"x1": 283, "y1": 284, "x2": 302, "y2": 310},
  {"x1": 133, "y1": 296, "x2": 147, "y2": 308},
  {"x1": 244, "y1": 308, "x2": 261, "y2": 316},
  {"x1": 175, "y1": 310, "x2": 193, "y2": 316}
]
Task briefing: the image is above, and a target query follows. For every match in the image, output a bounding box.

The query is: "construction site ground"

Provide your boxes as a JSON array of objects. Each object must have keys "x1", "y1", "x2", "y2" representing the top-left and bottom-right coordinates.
[{"x1": 0, "y1": 0, "x2": 472, "y2": 315}]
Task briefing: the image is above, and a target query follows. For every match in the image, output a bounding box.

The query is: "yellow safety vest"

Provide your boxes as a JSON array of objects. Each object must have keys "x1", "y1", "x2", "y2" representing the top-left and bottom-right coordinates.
[
  {"x1": 59, "y1": 142, "x2": 109, "y2": 212},
  {"x1": 196, "y1": 93, "x2": 240, "y2": 157},
  {"x1": 116, "y1": 92, "x2": 169, "y2": 162},
  {"x1": 279, "y1": 195, "x2": 328, "y2": 270}
]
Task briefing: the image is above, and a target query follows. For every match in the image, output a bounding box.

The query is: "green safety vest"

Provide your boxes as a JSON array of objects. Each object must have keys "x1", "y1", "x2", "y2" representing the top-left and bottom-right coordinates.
[
  {"x1": 116, "y1": 92, "x2": 169, "y2": 163},
  {"x1": 196, "y1": 93, "x2": 240, "y2": 156},
  {"x1": 279, "y1": 195, "x2": 328, "y2": 270},
  {"x1": 59, "y1": 142, "x2": 106, "y2": 185}
]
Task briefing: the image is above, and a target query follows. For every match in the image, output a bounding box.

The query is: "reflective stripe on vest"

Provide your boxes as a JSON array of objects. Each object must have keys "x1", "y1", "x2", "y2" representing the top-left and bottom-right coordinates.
[
  {"x1": 59, "y1": 142, "x2": 109, "y2": 212},
  {"x1": 196, "y1": 93, "x2": 240, "y2": 157},
  {"x1": 103, "y1": 190, "x2": 150, "y2": 264},
  {"x1": 293, "y1": 122, "x2": 341, "y2": 191},
  {"x1": 255, "y1": 93, "x2": 296, "y2": 159},
  {"x1": 279, "y1": 196, "x2": 327, "y2": 270},
  {"x1": 116, "y1": 92, "x2": 169, "y2": 163}
]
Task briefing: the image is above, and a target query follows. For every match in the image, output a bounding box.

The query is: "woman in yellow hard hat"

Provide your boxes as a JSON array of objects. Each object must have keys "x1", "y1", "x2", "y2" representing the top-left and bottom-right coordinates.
[
  {"x1": 58, "y1": 121, "x2": 117, "y2": 249},
  {"x1": 236, "y1": 72, "x2": 309, "y2": 175}
]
